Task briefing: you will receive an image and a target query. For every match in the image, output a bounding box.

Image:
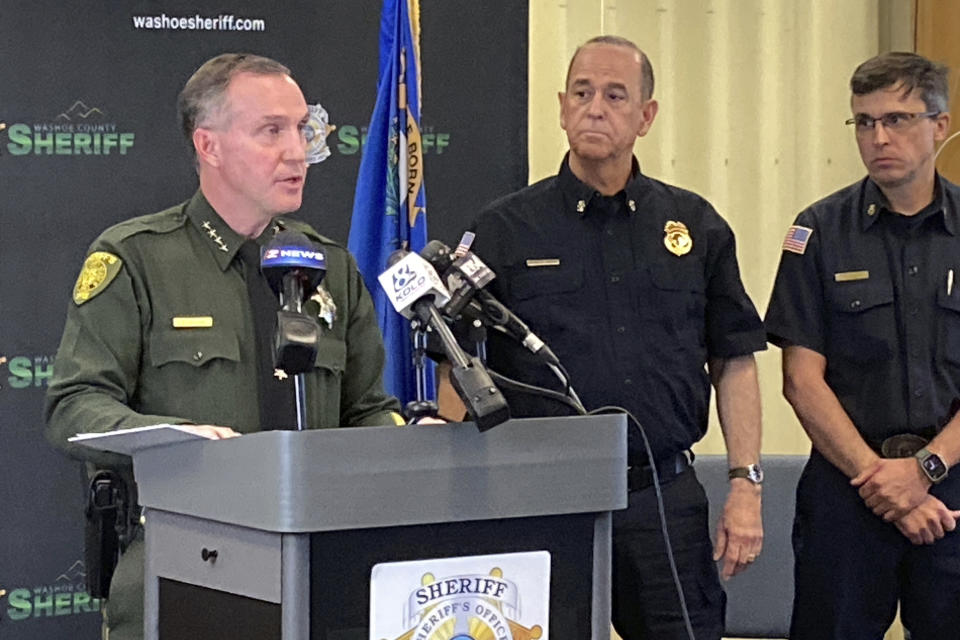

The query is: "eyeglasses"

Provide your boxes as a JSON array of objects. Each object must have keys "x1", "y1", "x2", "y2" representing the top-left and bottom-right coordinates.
[{"x1": 845, "y1": 111, "x2": 940, "y2": 133}]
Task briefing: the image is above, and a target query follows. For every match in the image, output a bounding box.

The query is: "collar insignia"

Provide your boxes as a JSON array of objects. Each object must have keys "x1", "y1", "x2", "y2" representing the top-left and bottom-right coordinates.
[{"x1": 201, "y1": 220, "x2": 229, "y2": 252}]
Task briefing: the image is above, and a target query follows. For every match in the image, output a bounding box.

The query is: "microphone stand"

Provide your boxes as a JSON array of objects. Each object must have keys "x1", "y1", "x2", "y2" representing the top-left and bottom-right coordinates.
[
  {"x1": 274, "y1": 290, "x2": 321, "y2": 432},
  {"x1": 404, "y1": 318, "x2": 440, "y2": 422},
  {"x1": 294, "y1": 374, "x2": 308, "y2": 431},
  {"x1": 413, "y1": 301, "x2": 509, "y2": 431},
  {"x1": 412, "y1": 320, "x2": 430, "y2": 402}
]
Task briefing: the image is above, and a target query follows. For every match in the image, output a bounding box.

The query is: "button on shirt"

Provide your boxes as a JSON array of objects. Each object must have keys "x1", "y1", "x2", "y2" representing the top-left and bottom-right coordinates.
[
  {"x1": 765, "y1": 176, "x2": 960, "y2": 440},
  {"x1": 469, "y1": 157, "x2": 766, "y2": 462}
]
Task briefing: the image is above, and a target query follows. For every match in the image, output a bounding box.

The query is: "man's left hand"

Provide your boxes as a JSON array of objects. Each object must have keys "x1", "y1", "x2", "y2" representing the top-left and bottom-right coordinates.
[
  {"x1": 851, "y1": 458, "x2": 931, "y2": 521},
  {"x1": 713, "y1": 480, "x2": 763, "y2": 580}
]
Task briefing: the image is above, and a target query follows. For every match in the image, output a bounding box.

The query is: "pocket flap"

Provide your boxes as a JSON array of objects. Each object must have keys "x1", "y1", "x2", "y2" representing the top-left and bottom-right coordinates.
[
  {"x1": 649, "y1": 262, "x2": 705, "y2": 293},
  {"x1": 828, "y1": 280, "x2": 894, "y2": 313},
  {"x1": 150, "y1": 329, "x2": 240, "y2": 367},
  {"x1": 508, "y1": 262, "x2": 583, "y2": 301}
]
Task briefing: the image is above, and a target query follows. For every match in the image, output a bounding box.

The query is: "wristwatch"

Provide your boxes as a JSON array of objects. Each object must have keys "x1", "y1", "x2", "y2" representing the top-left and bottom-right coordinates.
[
  {"x1": 728, "y1": 464, "x2": 764, "y2": 485},
  {"x1": 915, "y1": 448, "x2": 948, "y2": 484}
]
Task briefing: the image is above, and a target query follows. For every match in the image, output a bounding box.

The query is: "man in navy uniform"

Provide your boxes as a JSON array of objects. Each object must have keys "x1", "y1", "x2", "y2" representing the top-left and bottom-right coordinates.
[{"x1": 766, "y1": 52, "x2": 960, "y2": 639}]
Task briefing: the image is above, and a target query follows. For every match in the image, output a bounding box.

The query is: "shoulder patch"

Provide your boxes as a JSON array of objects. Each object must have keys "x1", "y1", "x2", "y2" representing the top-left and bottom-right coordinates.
[
  {"x1": 73, "y1": 252, "x2": 123, "y2": 305},
  {"x1": 782, "y1": 225, "x2": 813, "y2": 255}
]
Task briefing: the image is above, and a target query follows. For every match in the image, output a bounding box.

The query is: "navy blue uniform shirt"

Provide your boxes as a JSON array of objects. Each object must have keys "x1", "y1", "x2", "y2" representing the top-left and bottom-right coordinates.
[
  {"x1": 469, "y1": 157, "x2": 766, "y2": 463},
  {"x1": 765, "y1": 175, "x2": 960, "y2": 441}
]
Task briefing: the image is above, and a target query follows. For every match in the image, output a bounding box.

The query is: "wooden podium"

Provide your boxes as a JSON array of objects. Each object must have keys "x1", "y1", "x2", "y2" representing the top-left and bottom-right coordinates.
[{"x1": 117, "y1": 415, "x2": 625, "y2": 639}]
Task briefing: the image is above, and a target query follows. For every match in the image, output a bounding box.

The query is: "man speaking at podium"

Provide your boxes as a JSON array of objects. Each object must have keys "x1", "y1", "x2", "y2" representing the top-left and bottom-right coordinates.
[
  {"x1": 44, "y1": 53, "x2": 402, "y2": 640},
  {"x1": 457, "y1": 36, "x2": 766, "y2": 639}
]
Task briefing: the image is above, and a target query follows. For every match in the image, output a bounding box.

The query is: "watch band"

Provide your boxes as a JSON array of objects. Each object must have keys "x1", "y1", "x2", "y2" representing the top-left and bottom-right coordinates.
[
  {"x1": 728, "y1": 463, "x2": 764, "y2": 485},
  {"x1": 915, "y1": 448, "x2": 948, "y2": 484}
]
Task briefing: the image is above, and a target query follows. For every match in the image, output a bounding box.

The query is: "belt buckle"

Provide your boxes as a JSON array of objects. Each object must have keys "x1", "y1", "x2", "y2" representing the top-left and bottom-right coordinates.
[{"x1": 880, "y1": 434, "x2": 929, "y2": 458}]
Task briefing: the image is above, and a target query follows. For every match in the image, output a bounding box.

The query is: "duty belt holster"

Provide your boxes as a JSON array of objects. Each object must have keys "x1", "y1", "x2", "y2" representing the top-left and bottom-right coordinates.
[{"x1": 84, "y1": 470, "x2": 130, "y2": 599}]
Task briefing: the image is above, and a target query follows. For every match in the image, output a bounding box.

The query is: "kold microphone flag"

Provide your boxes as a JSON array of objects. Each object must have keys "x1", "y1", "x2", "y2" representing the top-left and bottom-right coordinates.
[{"x1": 348, "y1": 0, "x2": 432, "y2": 404}]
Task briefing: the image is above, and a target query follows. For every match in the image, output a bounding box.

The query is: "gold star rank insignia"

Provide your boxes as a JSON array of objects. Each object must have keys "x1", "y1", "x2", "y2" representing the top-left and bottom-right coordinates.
[
  {"x1": 73, "y1": 251, "x2": 123, "y2": 305},
  {"x1": 663, "y1": 220, "x2": 693, "y2": 256},
  {"x1": 273, "y1": 369, "x2": 289, "y2": 380}
]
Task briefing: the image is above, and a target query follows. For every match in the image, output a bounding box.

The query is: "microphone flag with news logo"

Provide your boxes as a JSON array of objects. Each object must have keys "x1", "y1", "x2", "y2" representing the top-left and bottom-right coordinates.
[
  {"x1": 377, "y1": 250, "x2": 451, "y2": 318},
  {"x1": 348, "y1": 0, "x2": 432, "y2": 405},
  {"x1": 260, "y1": 230, "x2": 326, "y2": 307}
]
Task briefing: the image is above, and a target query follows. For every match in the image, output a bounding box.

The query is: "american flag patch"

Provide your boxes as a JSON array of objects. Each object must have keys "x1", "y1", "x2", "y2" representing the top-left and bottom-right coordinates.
[
  {"x1": 782, "y1": 225, "x2": 813, "y2": 254},
  {"x1": 453, "y1": 231, "x2": 475, "y2": 258}
]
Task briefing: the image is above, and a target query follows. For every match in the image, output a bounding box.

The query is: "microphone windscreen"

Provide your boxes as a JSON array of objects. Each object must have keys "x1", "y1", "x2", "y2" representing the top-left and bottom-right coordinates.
[
  {"x1": 260, "y1": 230, "x2": 326, "y2": 292},
  {"x1": 419, "y1": 240, "x2": 454, "y2": 272}
]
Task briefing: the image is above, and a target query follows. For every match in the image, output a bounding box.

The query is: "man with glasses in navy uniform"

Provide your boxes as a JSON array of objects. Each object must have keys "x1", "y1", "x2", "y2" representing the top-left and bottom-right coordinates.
[{"x1": 766, "y1": 52, "x2": 960, "y2": 639}]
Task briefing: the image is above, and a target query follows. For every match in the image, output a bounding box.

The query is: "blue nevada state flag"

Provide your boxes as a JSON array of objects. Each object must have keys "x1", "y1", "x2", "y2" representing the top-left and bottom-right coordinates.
[{"x1": 348, "y1": 0, "x2": 433, "y2": 407}]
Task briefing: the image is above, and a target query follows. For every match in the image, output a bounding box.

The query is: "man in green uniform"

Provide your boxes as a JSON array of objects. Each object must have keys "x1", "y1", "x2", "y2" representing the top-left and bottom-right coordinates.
[{"x1": 44, "y1": 53, "x2": 403, "y2": 640}]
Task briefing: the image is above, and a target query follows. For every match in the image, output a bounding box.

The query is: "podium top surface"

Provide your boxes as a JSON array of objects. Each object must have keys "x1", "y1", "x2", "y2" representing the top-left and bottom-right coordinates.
[{"x1": 132, "y1": 415, "x2": 627, "y2": 533}]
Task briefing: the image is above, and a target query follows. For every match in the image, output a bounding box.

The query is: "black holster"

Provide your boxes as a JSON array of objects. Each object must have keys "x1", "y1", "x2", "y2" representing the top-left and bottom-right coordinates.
[{"x1": 84, "y1": 470, "x2": 129, "y2": 599}]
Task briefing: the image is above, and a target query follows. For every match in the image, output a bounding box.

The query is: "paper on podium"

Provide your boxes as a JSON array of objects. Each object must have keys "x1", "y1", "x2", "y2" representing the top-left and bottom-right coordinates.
[{"x1": 68, "y1": 424, "x2": 212, "y2": 456}]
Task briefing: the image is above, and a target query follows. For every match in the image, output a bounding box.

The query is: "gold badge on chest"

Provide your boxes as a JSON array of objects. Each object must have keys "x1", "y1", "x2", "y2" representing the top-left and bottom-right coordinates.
[{"x1": 663, "y1": 220, "x2": 692, "y2": 256}]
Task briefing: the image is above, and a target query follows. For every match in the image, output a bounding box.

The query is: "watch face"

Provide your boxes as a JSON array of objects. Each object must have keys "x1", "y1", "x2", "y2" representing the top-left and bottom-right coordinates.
[{"x1": 923, "y1": 455, "x2": 947, "y2": 477}]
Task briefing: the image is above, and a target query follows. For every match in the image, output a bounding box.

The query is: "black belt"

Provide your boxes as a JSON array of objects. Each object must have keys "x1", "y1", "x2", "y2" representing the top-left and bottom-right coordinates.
[{"x1": 627, "y1": 451, "x2": 692, "y2": 492}]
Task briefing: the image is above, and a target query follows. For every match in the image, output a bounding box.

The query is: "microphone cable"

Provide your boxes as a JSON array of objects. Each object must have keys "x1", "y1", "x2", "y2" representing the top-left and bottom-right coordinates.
[
  {"x1": 589, "y1": 405, "x2": 697, "y2": 640},
  {"x1": 486, "y1": 369, "x2": 588, "y2": 415}
]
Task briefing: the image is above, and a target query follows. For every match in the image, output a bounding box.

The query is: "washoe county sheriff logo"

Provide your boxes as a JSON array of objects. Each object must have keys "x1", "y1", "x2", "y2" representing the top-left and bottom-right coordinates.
[
  {"x1": 386, "y1": 567, "x2": 543, "y2": 640},
  {"x1": 304, "y1": 103, "x2": 334, "y2": 165}
]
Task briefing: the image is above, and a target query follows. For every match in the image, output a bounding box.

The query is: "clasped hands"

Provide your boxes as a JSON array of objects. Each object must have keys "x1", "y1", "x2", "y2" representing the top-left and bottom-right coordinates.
[{"x1": 852, "y1": 458, "x2": 960, "y2": 545}]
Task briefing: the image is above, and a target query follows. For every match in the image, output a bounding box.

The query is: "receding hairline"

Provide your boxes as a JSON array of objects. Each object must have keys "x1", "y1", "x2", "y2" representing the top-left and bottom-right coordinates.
[
  {"x1": 178, "y1": 52, "x2": 294, "y2": 143},
  {"x1": 565, "y1": 38, "x2": 654, "y2": 100},
  {"x1": 202, "y1": 70, "x2": 301, "y2": 129}
]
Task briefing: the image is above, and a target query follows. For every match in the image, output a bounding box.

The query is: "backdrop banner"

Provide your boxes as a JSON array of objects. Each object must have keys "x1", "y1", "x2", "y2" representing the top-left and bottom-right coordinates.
[{"x1": 0, "y1": 1, "x2": 527, "y2": 637}]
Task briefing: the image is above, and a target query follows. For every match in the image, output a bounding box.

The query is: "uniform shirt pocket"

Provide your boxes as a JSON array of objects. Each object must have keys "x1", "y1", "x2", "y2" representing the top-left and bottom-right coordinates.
[
  {"x1": 143, "y1": 328, "x2": 245, "y2": 420},
  {"x1": 826, "y1": 279, "x2": 895, "y2": 364},
  {"x1": 937, "y1": 288, "x2": 960, "y2": 366},
  {"x1": 310, "y1": 334, "x2": 347, "y2": 423},
  {"x1": 149, "y1": 328, "x2": 240, "y2": 368},
  {"x1": 314, "y1": 334, "x2": 346, "y2": 375},
  {"x1": 505, "y1": 261, "x2": 586, "y2": 337},
  {"x1": 508, "y1": 261, "x2": 584, "y2": 301},
  {"x1": 646, "y1": 262, "x2": 707, "y2": 341}
]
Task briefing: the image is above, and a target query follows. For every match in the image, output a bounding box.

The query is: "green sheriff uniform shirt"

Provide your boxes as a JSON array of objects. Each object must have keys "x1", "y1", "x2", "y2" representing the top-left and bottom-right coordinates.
[
  {"x1": 45, "y1": 190, "x2": 402, "y2": 639},
  {"x1": 45, "y1": 188, "x2": 402, "y2": 462}
]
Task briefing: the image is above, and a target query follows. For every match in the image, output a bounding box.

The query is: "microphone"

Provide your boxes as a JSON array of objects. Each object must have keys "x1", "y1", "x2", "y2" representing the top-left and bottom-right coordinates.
[
  {"x1": 377, "y1": 250, "x2": 452, "y2": 319},
  {"x1": 420, "y1": 240, "x2": 560, "y2": 366},
  {"x1": 260, "y1": 231, "x2": 327, "y2": 375},
  {"x1": 260, "y1": 230, "x2": 327, "y2": 312},
  {"x1": 377, "y1": 250, "x2": 510, "y2": 431}
]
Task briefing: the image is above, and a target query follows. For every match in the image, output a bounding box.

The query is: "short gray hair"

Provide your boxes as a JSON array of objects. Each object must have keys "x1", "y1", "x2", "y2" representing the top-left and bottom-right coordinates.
[
  {"x1": 566, "y1": 35, "x2": 655, "y2": 101},
  {"x1": 178, "y1": 53, "x2": 291, "y2": 144}
]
